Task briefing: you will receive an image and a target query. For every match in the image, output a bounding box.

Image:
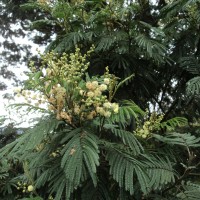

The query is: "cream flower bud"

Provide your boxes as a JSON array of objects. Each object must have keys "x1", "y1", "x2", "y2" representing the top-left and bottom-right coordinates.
[
  {"x1": 92, "y1": 81, "x2": 98, "y2": 88},
  {"x1": 79, "y1": 90, "x2": 84, "y2": 95},
  {"x1": 94, "y1": 89, "x2": 102, "y2": 97},
  {"x1": 27, "y1": 185, "x2": 34, "y2": 192},
  {"x1": 96, "y1": 107, "x2": 104, "y2": 115},
  {"x1": 99, "y1": 84, "x2": 107, "y2": 91},
  {"x1": 103, "y1": 111, "x2": 111, "y2": 118},
  {"x1": 86, "y1": 81, "x2": 92, "y2": 90},
  {"x1": 87, "y1": 113, "x2": 94, "y2": 120},
  {"x1": 52, "y1": 152, "x2": 57, "y2": 157},
  {"x1": 74, "y1": 106, "x2": 81, "y2": 114},
  {"x1": 87, "y1": 91, "x2": 94, "y2": 97},
  {"x1": 32, "y1": 95, "x2": 37, "y2": 100},
  {"x1": 111, "y1": 103, "x2": 119, "y2": 113},
  {"x1": 103, "y1": 102, "x2": 112, "y2": 109},
  {"x1": 21, "y1": 90, "x2": 26, "y2": 96},
  {"x1": 104, "y1": 78, "x2": 110, "y2": 85}
]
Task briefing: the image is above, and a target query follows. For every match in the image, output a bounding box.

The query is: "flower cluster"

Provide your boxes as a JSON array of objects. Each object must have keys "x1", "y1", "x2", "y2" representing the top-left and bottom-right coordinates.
[
  {"x1": 37, "y1": 0, "x2": 51, "y2": 6},
  {"x1": 14, "y1": 88, "x2": 46, "y2": 107},
  {"x1": 16, "y1": 182, "x2": 34, "y2": 193},
  {"x1": 135, "y1": 112, "x2": 164, "y2": 138},
  {"x1": 76, "y1": 78, "x2": 119, "y2": 120},
  {"x1": 18, "y1": 46, "x2": 119, "y2": 125}
]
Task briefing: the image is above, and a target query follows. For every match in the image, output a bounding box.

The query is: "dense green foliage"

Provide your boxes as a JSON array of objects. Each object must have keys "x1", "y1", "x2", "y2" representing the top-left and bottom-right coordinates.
[{"x1": 1, "y1": 0, "x2": 200, "y2": 199}]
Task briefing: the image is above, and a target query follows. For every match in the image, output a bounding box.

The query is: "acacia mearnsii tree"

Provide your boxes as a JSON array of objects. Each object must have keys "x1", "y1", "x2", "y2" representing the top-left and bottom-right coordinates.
[{"x1": 1, "y1": 0, "x2": 200, "y2": 199}]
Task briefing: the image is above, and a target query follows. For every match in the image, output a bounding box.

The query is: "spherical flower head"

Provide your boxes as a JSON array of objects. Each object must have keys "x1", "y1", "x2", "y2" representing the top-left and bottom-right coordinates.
[
  {"x1": 74, "y1": 105, "x2": 81, "y2": 114},
  {"x1": 104, "y1": 78, "x2": 110, "y2": 85},
  {"x1": 60, "y1": 111, "x2": 70, "y2": 120},
  {"x1": 32, "y1": 94, "x2": 37, "y2": 100},
  {"x1": 51, "y1": 152, "x2": 57, "y2": 157},
  {"x1": 27, "y1": 185, "x2": 34, "y2": 192},
  {"x1": 56, "y1": 87, "x2": 66, "y2": 96},
  {"x1": 103, "y1": 111, "x2": 111, "y2": 118},
  {"x1": 103, "y1": 102, "x2": 112, "y2": 109},
  {"x1": 94, "y1": 89, "x2": 102, "y2": 97},
  {"x1": 96, "y1": 107, "x2": 104, "y2": 115},
  {"x1": 86, "y1": 82, "x2": 93, "y2": 90},
  {"x1": 91, "y1": 81, "x2": 98, "y2": 89},
  {"x1": 87, "y1": 91, "x2": 94, "y2": 98},
  {"x1": 142, "y1": 134, "x2": 147, "y2": 139},
  {"x1": 99, "y1": 84, "x2": 107, "y2": 91},
  {"x1": 21, "y1": 90, "x2": 26, "y2": 96},
  {"x1": 111, "y1": 103, "x2": 119, "y2": 113},
  {"x1": 79, "y1": 90, "x2": 84, "y2": 95},
  {"x1": 87, "y1": 113, "x2": 94, "y2": 120}
]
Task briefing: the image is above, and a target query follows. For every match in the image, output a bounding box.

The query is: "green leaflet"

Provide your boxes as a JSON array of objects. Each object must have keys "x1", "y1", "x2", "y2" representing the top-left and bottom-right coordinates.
[
  {"x1": 153, "y1": 132, "x2": 200, "y2": 147},
  {"x1": 109, "y1": 100, "x2": 144, "y2": 128},
  {"x1": 186, "y1": 76, "x2": 200, "y2": 96},
  {"x1": 177, "y1": 182, "x2": 200, "y2": 200},
  {"x1": 105, "y1": 142, "x2": 175, "y2": 196},
  {"x1": 135, "y1": 34, "x2": 167, "y2": 63},
  {"x1": 106, "y1": 148, "x2": 148, "y2": 195},
  {"x1": 61, "y1": 129, "x2": 99, "y2": 188},
  {"x1": 104, "y1": 124, "x2": 143, "y2": 155},
  {"x1": 160, "y1": 117, "x2": 188, "y2": 131}
]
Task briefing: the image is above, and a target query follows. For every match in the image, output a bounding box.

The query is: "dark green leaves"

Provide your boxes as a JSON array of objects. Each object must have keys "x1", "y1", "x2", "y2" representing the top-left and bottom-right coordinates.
[
  {"x1": 177, "y1": 182, "x2": 200, "y2": 200},
  {"x1": 106, "y1": 148, "x2": 175, "y2": 196},
  {"x1": 186, "y1": 76, "x2": 200, "y2": 96},
  {"x1": 160, "y1": 117, "x2": 188, "y2": 131},
  {"x1": 61, "y1": 130, "x2": 99, "y2": 187},
  {"x1": 109, "y1": 100, "x2": 144, "y2": 128},
  {"x1": 154, "y1": 132, "x2": 200, "y2": 147}
]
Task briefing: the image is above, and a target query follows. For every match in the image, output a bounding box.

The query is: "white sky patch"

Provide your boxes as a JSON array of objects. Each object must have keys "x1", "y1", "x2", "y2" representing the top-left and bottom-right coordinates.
[{"x1": 0, "y1": 28, "x2": 46, "y2": 127}]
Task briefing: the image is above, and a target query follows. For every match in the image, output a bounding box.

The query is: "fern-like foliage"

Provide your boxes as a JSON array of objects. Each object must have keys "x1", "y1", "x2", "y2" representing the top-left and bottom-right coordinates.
[
  {"x1": 144, "y1": 155, "x2": 176, "y2": 191},
  {"x1": 135, "y1": 34, "x2": 167, "y2": 63},
  {"x1": 153, "y1": 132, "x2": 200, "y2": 147},
  {"x1": 177, "y1": 182, "x2": 200, "y2": 200},
  {"x1": 109, "y1": 100, "x2": 145, "y2": 128},
  {"x1": 105, "y1": 144, "x2": 175, "y2": 196},
  {"x1": 179, "y1": 56, "x2": 200, "y2": 96},
  {"x1": 161, "y1": 0, "x2": 196, "y2": 19},
  {"x1": 60, "y1": 129, "x2": 100, "y2": 187},
  {"x1": 53, "y1": 32, "x2": 85, "y2": 53},
  {"x1": 105, "y1": 146, "x2": 149, "y2": 195},
  {"x1": 186, "y1": 76, "x2": 200, "y2": 96},
  {"x1": 104, "y1": 125, "x2": 143, "y2": 155},
  {"x1": 160, "y1": 117, "x2": 188, "y2": 131},
  {"x1": 179, "y1": 56, "x2": 200, "y2": 75}
]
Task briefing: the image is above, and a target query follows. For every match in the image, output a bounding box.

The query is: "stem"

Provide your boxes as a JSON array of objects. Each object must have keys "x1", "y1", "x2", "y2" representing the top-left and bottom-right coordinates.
[{"x1": 98, "y1": 116, "x2": 105, "y2": 138}]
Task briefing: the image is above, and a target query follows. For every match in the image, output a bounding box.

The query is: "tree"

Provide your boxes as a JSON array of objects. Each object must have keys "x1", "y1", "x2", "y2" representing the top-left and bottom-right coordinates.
[{"x1": 1, "y1": 0, "x2": 200, "y2": 199}]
